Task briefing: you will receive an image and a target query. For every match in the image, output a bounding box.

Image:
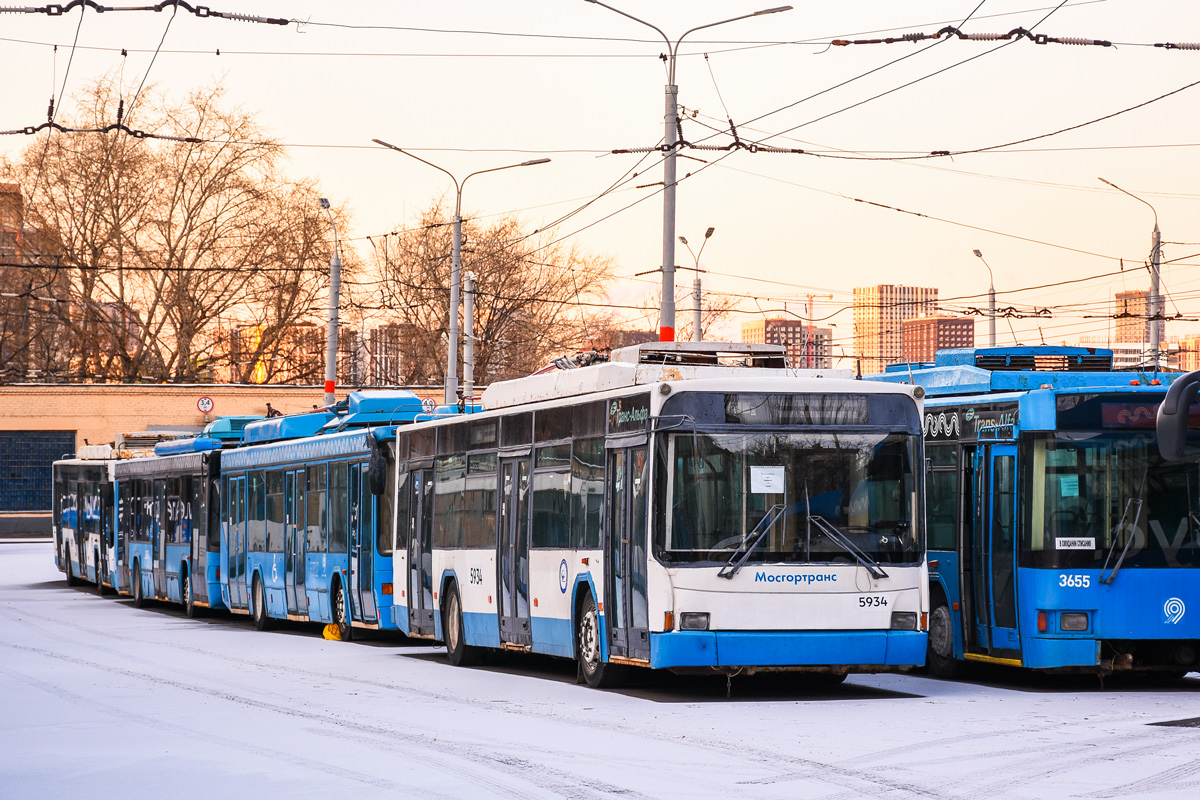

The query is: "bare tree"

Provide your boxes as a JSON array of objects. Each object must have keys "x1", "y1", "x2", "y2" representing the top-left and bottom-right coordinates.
[
  {"x1": 1, "y1": 78, "x2": 347, "y2": 384},
  {"x1": 376, "y1": 202, "x2": 614, "y2": 385},
  {"x1": 628, "y1": 285, "x2": 742, "y2": 344}
]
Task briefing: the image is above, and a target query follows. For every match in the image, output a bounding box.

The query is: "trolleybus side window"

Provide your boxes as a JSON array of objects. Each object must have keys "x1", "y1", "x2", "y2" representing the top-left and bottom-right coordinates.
[
  {"x1": 390, "y1": 462, "x2": 407, "y2": 557},
  {"x1": 248, "y1": 471, "x2": 266, "y2": 552},
  {"x1": 306, "y1": 466, "x2": 326, "y2": 553},
  {"x1": 926, "y1": 444, "x2": 959, "y2": 552},
  {"x1": 434, "y1": 454, "x2": 465, "y2": 548},
  {"x1": 571, "y1": 436, "x2": 604, "y2": 549},
  {"x1": 463, "y1": 453, "x2": 496, "y2": 549},
  {"x1": 266, "y1": 470, "x2": 284, "y2": 553},
  {"x1": 532, "y1": 444, "x2": 570, "y2": 548},
  {"x1": 329, "y1": 462, "x2": 349, "y2": 554}
]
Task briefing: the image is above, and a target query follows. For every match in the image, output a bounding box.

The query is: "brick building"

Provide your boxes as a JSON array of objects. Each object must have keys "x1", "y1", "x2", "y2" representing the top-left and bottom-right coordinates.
[
  {"x1": 853, "y1": 284, "x2": 938, "y2": 374},
  {"x1": 901, "y1": 316, "x2": 975, "y2": 363},
  {"x1": 741, "y1": 318, "x2": 833, "y2": 368}
]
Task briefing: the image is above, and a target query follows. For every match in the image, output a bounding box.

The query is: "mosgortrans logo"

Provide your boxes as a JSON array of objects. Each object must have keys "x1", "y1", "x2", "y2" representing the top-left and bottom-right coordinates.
[{"x1": 755, "y1": 572, "x2": 837, "y2": 585}]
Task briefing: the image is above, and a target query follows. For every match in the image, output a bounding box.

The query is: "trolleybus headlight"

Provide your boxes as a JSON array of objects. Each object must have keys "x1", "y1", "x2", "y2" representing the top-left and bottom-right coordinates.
[
  {"x1": 679, "y1": 612, "x2": 710, "y2": 631},
  {"x1": 890, "y1": 611, "x2": 917, "y2": 630},
  {"x1": 1060, "y1": 612, "x2": 1089, "y2": 631}
]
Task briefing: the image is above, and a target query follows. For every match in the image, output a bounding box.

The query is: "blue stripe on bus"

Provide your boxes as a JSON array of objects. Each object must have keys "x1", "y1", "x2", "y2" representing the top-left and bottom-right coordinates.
[
  {"x1": 530, "y1": 616, "x2": 574, "y2": 658},
  {"x1": 649, "y1": 630, "x2": 927, "y2": 669}
]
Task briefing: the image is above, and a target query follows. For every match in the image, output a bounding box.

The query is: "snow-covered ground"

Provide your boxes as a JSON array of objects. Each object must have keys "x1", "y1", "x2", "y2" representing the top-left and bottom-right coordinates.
[{"x1": 2, "y1": 541, "x2": 1198, "y2": 799}]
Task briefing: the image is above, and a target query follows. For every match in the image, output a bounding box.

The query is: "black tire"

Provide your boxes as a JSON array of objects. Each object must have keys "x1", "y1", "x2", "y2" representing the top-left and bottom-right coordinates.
[
  {"x1": 333, "y1": 581, "x2": 353, "y2": 642},
  {"x1": 443, "y1": 586, "x2": 482, "y2": 667},
  {"x1": 252, "y1": 575, "x2": 272, "y2": 631},
  {"x1": 132, "y1": 562, "x2": 145, "y2": 608},
  {"x1": 576, "y1": 593, "x2": 625, "y2": 689},
  {"x1": 94, "y1": 551, "x2": 105, "y2": 596},
  {"x1": 183, "y1": 570, "x2": 198, "y2": 619},
  {"x1": 64, "y1": 545, "x2": 78, "y2": 587},
  {"x1": 927, "y1": 601, "x2": 963, "y2": 679}
]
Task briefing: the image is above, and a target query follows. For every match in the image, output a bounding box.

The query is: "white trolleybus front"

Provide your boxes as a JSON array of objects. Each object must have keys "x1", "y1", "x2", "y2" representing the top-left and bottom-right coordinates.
[{"x1": 393, "y1": 342, "x2": 929, "y2": 687}]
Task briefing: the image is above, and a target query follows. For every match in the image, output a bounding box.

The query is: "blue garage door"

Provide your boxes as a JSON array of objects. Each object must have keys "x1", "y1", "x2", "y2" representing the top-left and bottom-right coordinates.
[{"x1": 0, "y1": 431, "x2": 76, "y2": 511}]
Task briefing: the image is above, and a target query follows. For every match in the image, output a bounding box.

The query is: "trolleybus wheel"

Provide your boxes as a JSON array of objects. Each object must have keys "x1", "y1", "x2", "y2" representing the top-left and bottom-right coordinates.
[
  {"x1": 927, "y1": 602, "x2": 963, "y2": 679},
  {"x1": 132, "y1": 562, "x2": 145, "y2": 608},
  {"x1": 333, "y1": 581, "x2": 353, "y2": 642},
  {"x1": 64, "y1": 545, "x2": 78, "y2": 587},
  {"x1": 252, "y1": 575, "x2": 272, "y2": 631},
  {"x1": 94, "y1": 551, "x2": 105, "y2": 596},
  {"x1": 443, "y1": 586, "x2": 481, "y2": 667},
  {"x1": 183, "y1": 571, "x2": 198, "y2": 619},
  {"x1": 576, "y1": 593, "x2": 624, "y2": 689}
]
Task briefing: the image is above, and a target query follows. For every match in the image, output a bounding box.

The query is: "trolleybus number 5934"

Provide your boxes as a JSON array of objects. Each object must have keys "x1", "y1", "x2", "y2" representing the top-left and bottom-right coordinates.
[{"x1": 859, "y1": 596, "x2": 888, "y2": 608}]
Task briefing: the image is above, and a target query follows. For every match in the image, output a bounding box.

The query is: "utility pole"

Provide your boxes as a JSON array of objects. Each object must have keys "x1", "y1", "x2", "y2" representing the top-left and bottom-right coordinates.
[
  {"x1": 583, "y1": 1, "x2": 791, "y2": 342},
  {"x1": 1100, "y1": 178, "x2": 1163, "y2": 370},
  {"x1": 973, "y1": 249, "x2": 996, "y2": 347},
  {"x1": 679, "y1": 226, "x2": 715, "y2": 343},
  {"x1": 318, "y1": 198, "x2": 341, "y2": 408},
  {"x1": 463, "y1": 271, "x2": 476, "y2": 411}
]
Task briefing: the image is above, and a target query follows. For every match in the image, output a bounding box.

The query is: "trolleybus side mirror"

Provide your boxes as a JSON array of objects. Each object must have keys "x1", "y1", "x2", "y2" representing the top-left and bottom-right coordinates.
[
  {"x1": 1157, "y1": 370, "x2": 1200, "y2": 462},
  {"x1": 366, "y1": 431, "x2": 388, "y2": 496}
]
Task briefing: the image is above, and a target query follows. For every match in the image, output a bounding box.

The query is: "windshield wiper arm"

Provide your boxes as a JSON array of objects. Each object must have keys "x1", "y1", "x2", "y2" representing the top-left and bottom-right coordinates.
[
  {"x1": 1099, "y1": 467, "x2": 1148, "y2": 585},
  {"x1": 718, "y1": 504, "x2": 786, "y2": 579},
  {"x1": 807, "y1": 514, "x2": 890, "y2": 580}
]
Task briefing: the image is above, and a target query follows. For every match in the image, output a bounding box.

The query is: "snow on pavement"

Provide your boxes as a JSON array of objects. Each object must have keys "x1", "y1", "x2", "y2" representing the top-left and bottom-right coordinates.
[{"x1": 2, "y1": 541, "x2": 1198, "y2": 799}]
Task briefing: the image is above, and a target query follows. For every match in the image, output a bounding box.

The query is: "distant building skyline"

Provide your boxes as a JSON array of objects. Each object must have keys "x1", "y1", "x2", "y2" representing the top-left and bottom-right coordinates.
[
  {"x1": 741, "y1": 318, "x2": 833, "y2": 368},
  {"x1": 902, "y1": 316, "x2": 975, "y2": 363},
  {"x1": 853, "y1": 284, "x2": 939, "y2": 374}
]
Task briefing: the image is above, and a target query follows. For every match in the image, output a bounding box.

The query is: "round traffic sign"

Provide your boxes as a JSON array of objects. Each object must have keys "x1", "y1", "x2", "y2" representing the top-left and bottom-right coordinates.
[{"x1": 197, "y1": 396, "x2": 214, "y2": 414}]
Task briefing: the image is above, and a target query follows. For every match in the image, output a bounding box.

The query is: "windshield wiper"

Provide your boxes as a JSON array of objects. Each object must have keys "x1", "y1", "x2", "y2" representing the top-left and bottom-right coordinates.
[
  {"x1": 807, "y1": 514, "x2": 890, "y2": 580},
  {"x1": 717, "y1": 504, "x2": 786, "y2": 579},
  {"x1": 803, "y1": 481, "x2": 888, "y2": 579},
  {"x1": 1100, "y1": 466, "x2": 1149, "y2": 585}
]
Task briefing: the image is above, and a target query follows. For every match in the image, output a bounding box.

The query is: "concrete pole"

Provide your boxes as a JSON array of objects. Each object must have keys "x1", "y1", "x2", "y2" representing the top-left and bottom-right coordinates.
[
  {"x1": 320, "y1": 199, "x2": 341, "y2": 408},
  {"x1": 660, "y1": 84, "x2": 678, "y2": 342},
  {"x1": 692, "y1": 276, "x2": 702, "y2": 342},
  {"x1": 447, "y1": 213, "x2": 462, "y2": 405},
  {"x1": 463, "y1": 271, "x2": 475, "y2": 410},
  {"x1": 1151, "y1": 223, "x2": 1161, "y2": 370},
  {"x1": 989, "y1": 285, "x2": 997, "y2": 347}
]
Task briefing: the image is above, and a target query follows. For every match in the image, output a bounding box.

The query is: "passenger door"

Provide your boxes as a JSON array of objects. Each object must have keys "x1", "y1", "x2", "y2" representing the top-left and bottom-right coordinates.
[
  {"x1": 605, "y1": 445, "x2": 650, "y2": 661},
  {"x1": 983, "y1": 445, "x2": 1020, "y2": 653},
  {"x1": 497, "y1": 457, "x2": 532, "y2": 646},
  {"x1": 408, "y1": 467, "x2": 436, "y2": 636},
  {"x1": 356, "y1": 463, "x2": 378, "y2": 623}
]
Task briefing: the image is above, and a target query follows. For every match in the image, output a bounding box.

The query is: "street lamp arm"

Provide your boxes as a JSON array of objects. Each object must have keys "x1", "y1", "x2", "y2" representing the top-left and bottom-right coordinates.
[
  {"x1": 582, "y1": 0, "x2": 670, "y2": 49},
  {"x1": 1099, "y1": 177, "x2": 1158, "y2": 229},
  {"x1": 372, "y1": 138, "x2": 461, "y2": 198},
  {"x1": 460, "y1": 159, "x2": 551, "y2": 214},
  {"x1": 673, "y1": 7, "x2": 792, "y2": 81}
]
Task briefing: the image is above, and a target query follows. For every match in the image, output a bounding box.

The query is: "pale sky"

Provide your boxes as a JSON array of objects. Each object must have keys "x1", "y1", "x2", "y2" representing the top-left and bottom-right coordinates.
[{"x1": 3, "y1": 1, "x2": 1199, "y2": 365}]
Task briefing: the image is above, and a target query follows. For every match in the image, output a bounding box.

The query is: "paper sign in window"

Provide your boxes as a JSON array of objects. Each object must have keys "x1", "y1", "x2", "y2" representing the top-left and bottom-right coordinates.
[
  {"x1": 1059, "y1": 475, "x2": 1079, "y2": 497},
  {"x1": 751, "y1": 466, "x2": 785, "y2": 494}
]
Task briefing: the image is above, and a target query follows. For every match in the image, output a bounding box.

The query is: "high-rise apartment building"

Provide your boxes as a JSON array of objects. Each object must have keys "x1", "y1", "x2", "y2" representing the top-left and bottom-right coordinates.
[
  {"x1": 853, "y1": 285, "x2": 938, "y2": 374},
  {"x1": 901, "y1": 316, "x2": 975, "y2": 363},
  {"x1": 1114, "y1": 290, "x2": 1166, "y2": 345},
  {"x1": 741, "y1": 318, "x2": 834, "y2": 368}
]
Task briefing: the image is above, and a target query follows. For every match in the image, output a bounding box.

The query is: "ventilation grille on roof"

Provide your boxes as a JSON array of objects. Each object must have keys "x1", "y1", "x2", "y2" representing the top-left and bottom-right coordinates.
[{"x1": 974, "y1": 353, "x2": 1113, "y2": 372}]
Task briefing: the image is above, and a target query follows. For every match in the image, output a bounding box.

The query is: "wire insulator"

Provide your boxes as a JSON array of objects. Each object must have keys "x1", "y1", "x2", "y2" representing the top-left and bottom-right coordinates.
[
  {"x1": 1050, "y1": 37, "x2": 1112, "y2": 46},
  {"x1": 1157, "y1": 41, "x2": 1200, "y2": 50},
  {"x1": 959, "y1": 32, "x2": 1008, "y2": 41}
]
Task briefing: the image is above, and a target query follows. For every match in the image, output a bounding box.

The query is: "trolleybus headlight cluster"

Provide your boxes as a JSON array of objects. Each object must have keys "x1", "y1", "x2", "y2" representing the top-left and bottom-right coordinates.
[
  {"x1": 1060, "y1": 612, "x2": 1089, "y2": 632},
  {"x1": 679, "y1": 612, "x2": 710, "y2": 631},
  {"x1": 890, "y1": 611, "x2": 918, "y2": 630}
]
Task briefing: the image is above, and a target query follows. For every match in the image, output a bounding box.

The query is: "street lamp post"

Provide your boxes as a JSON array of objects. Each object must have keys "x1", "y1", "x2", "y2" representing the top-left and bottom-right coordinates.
[
  {"x1": 372, "y1": 139, "x2": 549, "y2": 404},
  {"x1": 583, "y1": 1, "x2": 791, "y2": 342},
  {"x1": 1100, "y1": 177, "x2": 1162, "y2": 371},
  {"x1": 679, "y1": 226, "x2": 714, "y2": 342},
  {"x1": 973, "y1": 249, "x2": 996, "y2": 347},
  {"x1": 318, "y1": 198, "x2": 341, "y2": 407}
]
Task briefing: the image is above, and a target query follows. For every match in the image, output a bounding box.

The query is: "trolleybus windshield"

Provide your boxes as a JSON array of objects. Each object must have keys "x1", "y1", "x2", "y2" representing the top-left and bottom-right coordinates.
[{"x1": 655, "y1": 391, "x2": 921, "y2": 566}]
